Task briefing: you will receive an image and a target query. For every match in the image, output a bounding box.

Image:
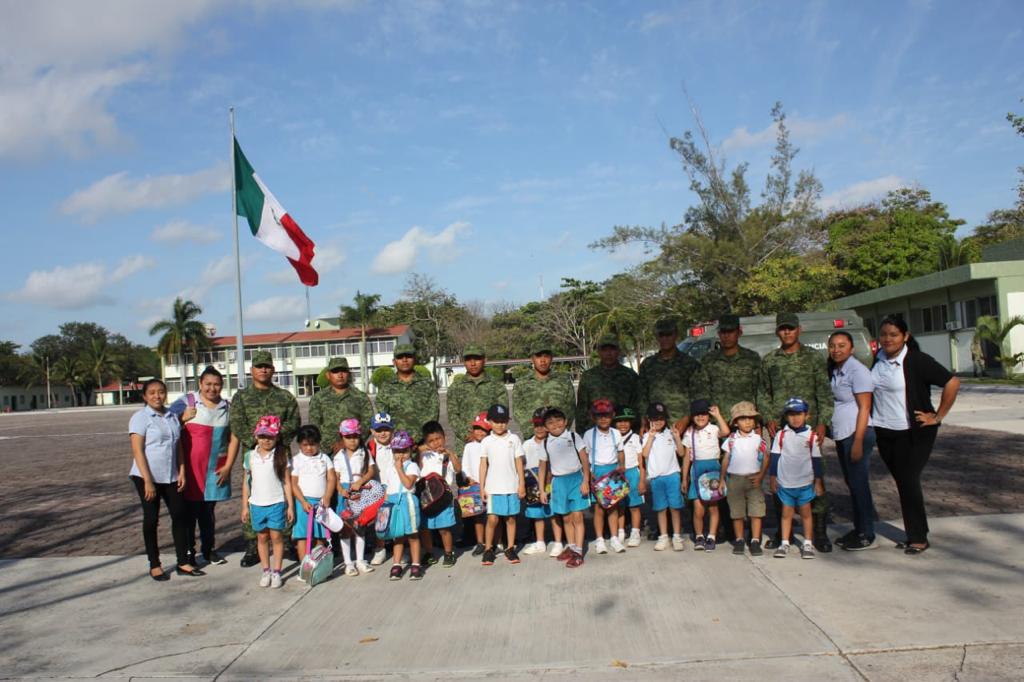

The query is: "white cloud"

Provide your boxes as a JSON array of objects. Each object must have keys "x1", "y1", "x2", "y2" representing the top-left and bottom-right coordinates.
[
  {"x1": 150, "y1": 219, "x2": 222, "y2": 244},
  {"x1": 266, "y1": 243, "x2": 346, "y2": 284},
  {"x1": 722, "y1": 114, "x2": 849, "y2": 152},
  {"x1": 8, "y1": 255, "x2": 155, "y2": 309},
  {"x1": 636, "y1": 12, "x2": 674, "y2": 32},
  {"x1": 820, "y1": 175, "x2": 907, "y2": 211},
  {"x1": 61, "y1": 163, "x2": 230, "y2": 222},
  {"x1": 371, "y1": 221, "x2": 471, "y2": 275},
  {"x1": 245, "y1": 295, "x2": 306, "y2": 323}
]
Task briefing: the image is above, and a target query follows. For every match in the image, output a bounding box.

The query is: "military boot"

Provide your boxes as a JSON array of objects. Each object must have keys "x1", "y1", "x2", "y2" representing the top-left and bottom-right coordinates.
[
  {"x1": 239, "y1": 540, "x2": 260, "y2": 568},
  {"x1": 813, "y1": 512, "x2": 833, "y2": 553}
]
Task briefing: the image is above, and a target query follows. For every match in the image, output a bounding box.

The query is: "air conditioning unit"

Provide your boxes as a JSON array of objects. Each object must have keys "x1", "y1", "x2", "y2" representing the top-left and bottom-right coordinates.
[{"x1": 945, "y1": 321, "x2": 962, "y2": 331}]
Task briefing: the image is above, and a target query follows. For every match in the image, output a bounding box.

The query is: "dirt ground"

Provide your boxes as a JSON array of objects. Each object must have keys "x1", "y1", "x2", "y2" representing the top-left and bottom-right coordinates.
[{"x1": 1, "y1": 405, "x2": 1021, "y2": 558}]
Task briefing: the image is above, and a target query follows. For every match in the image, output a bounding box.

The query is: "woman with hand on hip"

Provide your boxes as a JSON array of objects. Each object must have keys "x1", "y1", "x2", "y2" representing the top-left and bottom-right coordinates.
[{"x1": 870, "y1": 316, "x2": 960, "y2": 555}]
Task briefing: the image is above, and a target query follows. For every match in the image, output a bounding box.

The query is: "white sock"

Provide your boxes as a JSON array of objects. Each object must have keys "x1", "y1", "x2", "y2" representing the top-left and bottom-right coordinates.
[
  {"x1": 781, "y1": 540, "x2": 791, "y2": 547},
  {"x1": 339, "y1": 537, "x2": 353, "y2": 565},
  {"x1": 354, "y1": 534, "x2": 366, "y2": 561},
  {"x1": 708, "y1": 534, "x2": 716, "y2": 541},
  {"x1": 672, "y1": 533, "x2": 682, "y2": 539}
]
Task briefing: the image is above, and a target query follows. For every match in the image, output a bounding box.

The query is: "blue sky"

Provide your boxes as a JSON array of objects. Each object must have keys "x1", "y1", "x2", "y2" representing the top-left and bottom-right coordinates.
[{"x1": 2, "y1": 0, "x2": 1022, "y2": 348}]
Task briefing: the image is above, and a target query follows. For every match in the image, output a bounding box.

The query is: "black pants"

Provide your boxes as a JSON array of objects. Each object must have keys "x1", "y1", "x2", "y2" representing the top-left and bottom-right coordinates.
[
  {"x1": 186, "y1": 500, "x2": 217, "y2": 557},
  {"x1": 875, "y1": 426, "x2": 939, "y2": 545},
  {"x1": 131, "y1": 476, "x2": 189, "y2": 568}
]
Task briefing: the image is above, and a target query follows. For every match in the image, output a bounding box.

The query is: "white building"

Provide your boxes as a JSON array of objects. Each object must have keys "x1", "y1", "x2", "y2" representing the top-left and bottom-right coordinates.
[{"x1": 1, "y1": 385, "x2": 76, "y2": 412}]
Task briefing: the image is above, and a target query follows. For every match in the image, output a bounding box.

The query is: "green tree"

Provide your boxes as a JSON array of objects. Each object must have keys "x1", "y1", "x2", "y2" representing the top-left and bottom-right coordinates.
[
  {"x1": 148, "y1": 298, "x2": 211, "y2": 391},
  {"x1": 974, "y1": 315, "x2": 1024, "y2": 379},
  {"x1": 339, "y1": 289, "x2": 382, "y2": 392},
  {"x1": 81, "y1": 337, "x2": 122, "y2": 404},
  {"x1": 52, "y1": 355, "x2": 84, "y2": 407},
  {"x1": 964, "y1": 208, "x2": 1024, "y2": 253},
  {"x1": 735, "y1": 254, "x2": 841, "y2": 314}
]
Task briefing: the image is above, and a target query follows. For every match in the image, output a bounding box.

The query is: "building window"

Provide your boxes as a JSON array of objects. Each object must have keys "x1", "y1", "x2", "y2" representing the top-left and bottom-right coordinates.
[
  {"x1": 960, "y1": 295, "x2": 998, "y2": 328},
  {"x1": 274, "y1": 372, "x2": 294, "y2": 387},
  {"x1": 311, "y1": 344, "x2": 326, "y2": 357}
]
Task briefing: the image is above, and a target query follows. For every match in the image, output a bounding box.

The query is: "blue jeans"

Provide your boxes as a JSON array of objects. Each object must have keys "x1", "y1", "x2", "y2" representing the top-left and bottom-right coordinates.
[{"x1": 834, "y1": 428, "x2": 877, "y2": 540}]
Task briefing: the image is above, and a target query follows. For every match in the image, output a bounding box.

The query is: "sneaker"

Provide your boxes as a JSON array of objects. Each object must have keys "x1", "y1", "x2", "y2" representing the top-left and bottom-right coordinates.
[
  {"x1": 505, "y1": 548, "x2": 521, "y2": 564},
  {"x1": 482, "y1": 548, "x2": 496, "y2": 566},
  {"x1": 549, "y1": 542, "x2": 565, "y2": 558},
  {"x1": 773, "y1": 543, "x2": 790, "y2": 559},
  {"x1": 609, "y1": 537, "x2": 626, "y2": 553},
  {"x1": 409, "y1": 564, "x2": 424, "y2": 580},
  {"x1": 356, "y1": 561, "x2": 374, "y2": 574},
  {"x1": 258, "y1": 570, "x2": 271, "y2": 588},
  {"x1": 617, "y1": 529, "x2": 626, "y2": 543},
  {"x1": 345, "y1": 564, "x2": 359, "y2": 577},
  {"x1": 565, "y1": 550, "x2": 584, "y2": 568},
  {"x1": 522, "y1": 541, "x2": 546, "y2": 555},
  {"x1": 694, "y1": 535, "x2": 706, "y2": 551},
  {"x1": 654, "y1": 535, "x2": 669, "y2": 551},
  {"x1": 732, "y1": 539, "x2": 746, "y2": 555},
  {"x1": 370, "y1": 548, "x2": 387, "y2": 566},
  {"x1": 801, "y1": 542, "x2": 816, "y2": 560},
  {"x1": 472, "y1": 543, "x2": 486, "y2": 557},
  {"x1": 594, "y1": 538, "x2": 608, "y2": 554},
  {"x1": 443, "y1": 552, "x2": 456, "y2": 567},
  {"x1": 270, "y1": 571, "x2": 282, "y2": 588},
  {"x1": 203, "y1": 550, "x2": 228, "y2": 566},
  {"x1": 424, "y1": 554, "x2": 439, "y2": 567},
  {"x1": 389, "y1": 564, "x2": 404, "y2": 580},
  {"x1": 626, "y1": 529, "x2": 642, "y2": 547},
  {"x1": 556, "y1": 546, "x2": 574, "y2": 562},
  {"x1": 842, "y1": 534, "x2": 878, "y2": 552},
  {"x1": 705, "y1": 537, "x2": 717, "y2": 552},
  {"x1": 671, "y1": 535, "x2": 685, "y2": 552},
  {"x1": 749, "y1": 539, "x2": 764, "y2": 556}
]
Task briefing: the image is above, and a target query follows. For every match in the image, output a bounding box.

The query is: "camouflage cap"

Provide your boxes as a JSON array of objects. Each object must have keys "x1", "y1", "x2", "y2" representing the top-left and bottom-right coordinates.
[
  {"x1": 775, "y1": 312, "x2": 800, "y2": 330},
  {"x1": 462, "y1": 345, "x2": 485, "y2": 359},
  {"x1": 251, "y1": 350, "x2": 274, "y2": 367},
  {"x1": 654, "y1": 318, "x2": 678, "y2": 335},
  {"x1": 326, "y1": 356, "x2": 349, "y2": 371},
  {"x1": 597, "y1": 335, "x2": 620, "y2": 349},
  {"x1": 393, "y1": 342, "x2": 416, "y2": 358},
  {"x1": 717, "y1": 314, "x2": 741, "y2": 332},
  {"x1": 531, "y1": 340, "x2": 553, "y2": 356}
]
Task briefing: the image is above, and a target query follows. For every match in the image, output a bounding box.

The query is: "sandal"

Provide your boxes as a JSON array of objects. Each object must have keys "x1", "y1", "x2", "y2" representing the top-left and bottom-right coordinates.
[{"x1": 904, "y1": 542, "x2": 930, "y2": 555}]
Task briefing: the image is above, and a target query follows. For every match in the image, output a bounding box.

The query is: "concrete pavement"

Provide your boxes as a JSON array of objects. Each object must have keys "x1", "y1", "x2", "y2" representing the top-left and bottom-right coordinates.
[
  {"x1": 938, "y1": 383, "x2": 1024, "y2": 435},
  {"x1": 2, "y1": 513, "x2": 1023, "y2": 680}
]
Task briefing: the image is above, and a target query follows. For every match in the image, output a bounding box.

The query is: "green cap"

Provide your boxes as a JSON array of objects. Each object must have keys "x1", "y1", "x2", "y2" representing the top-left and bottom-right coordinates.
[
  {"x1": 531, "y1": 340, "x2": 553, "y2": 356},
  {"x1": 393, "y1": 342, "x2": 416, "y2": 358},
  {"x1": 462, "y1": 345, "x2": 485, "y2": 359},
  {"x1": 718, "y1": 314, "x2": 741, "y2": 332},
  {"x1": 597, "y1": 335, "x2": 620, "y2": 349},
  {"x1": 251, "y1": 350, "x2": 274, "y2": 367},
  {"x1": 775, "y1": 312, "x2": 800, "y2": 330},
  {"x1": 654, "y1": 318, "x2": 678, "y2": 334},
  {"x1": 326, "y1": 357, "x2": 349, "y2": 371},
  {"x1": 613, "y1": 406, "x2": 636, "y2": 422}
]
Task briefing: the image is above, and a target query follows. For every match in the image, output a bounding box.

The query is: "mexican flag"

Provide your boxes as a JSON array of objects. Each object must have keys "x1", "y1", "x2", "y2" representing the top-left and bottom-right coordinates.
[{"x1": 233, "y1": 138, "x2": 318, "y2": 286}]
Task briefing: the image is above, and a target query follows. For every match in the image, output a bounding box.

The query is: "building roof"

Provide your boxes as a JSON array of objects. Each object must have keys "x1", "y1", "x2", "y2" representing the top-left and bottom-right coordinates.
[
  {"x1": 827, "y1": 261, "x2": 1024, "y2": 309},
  {"x1": 208, "y1": 325, "x2": 409, "y2": 348}
]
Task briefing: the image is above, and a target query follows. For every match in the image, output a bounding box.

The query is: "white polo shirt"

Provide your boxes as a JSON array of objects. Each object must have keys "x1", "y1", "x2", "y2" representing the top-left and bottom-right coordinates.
[
  {"x1": 523, "y1": 436, "x2": 546, "y2": 471},
  {"x1": 871, "y1": 345, "x2": 910, "y2": 431},
  {"x1": 334, "y1": 448, "x2": 368, "y2": 486},
  {"x1": 770, "y1": 426, "x2": 822, "y2": 489},
  {"x1": 245, "y1": 448, "x2": 289, "y2": 506},
  {"x1": 291, "y1": 452, "x2": 332, "y2": 498},
  {"x1": 420, "y1": 450, "x2": 455, "y2": 488},
  {"x1": 643, "y1": 430, "x2": 680, "y2": 478},
  {"x1": 540, "y1": 431, "x2": 586, "y2": 476},
  {"x1": 723, "y1": 430, "x2": 765, "y2": 476},
  {"x1": 380, "y1": 458, "x2": 419, "y2": 494},
  {"x1": 480, "y1": 432, "x2": 525, "y2": 495},
  {"x1": 684, "y1": 423, "x2": 722, "y2": 461},
  {"x1": 583, "y1": 427, "x2": 623, "y2": 466},
  {"x1": 619, "y1": 431, "x2": 642, "y2": 469},
  {"x1": 462, "y1": 440, "x2": 484, "y2": 483}
]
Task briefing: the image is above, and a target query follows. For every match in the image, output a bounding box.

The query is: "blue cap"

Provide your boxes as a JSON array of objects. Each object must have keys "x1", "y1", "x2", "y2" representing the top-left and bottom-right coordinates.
[
  {"x1": 783, "y1": 397, "x2": 809, "y2": 414},
  {"x1": 371, "y1": 412, "x2": 394, "y2": 430}
]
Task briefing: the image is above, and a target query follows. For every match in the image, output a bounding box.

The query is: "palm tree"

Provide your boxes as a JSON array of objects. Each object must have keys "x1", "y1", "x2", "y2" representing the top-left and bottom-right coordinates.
[
  {"x1": 149, "y1": 297, "x2": 211, "y2": 393},
  {"x1": 974, "y1": 315, "x2": 1024, "y2": 379},
  {"x1": 82, "y1": 337, "x2": 122, "y2": 404},
  {"x1": 339, "y1": 290, "x2": 381, "y2": 392},
  {"x1": 52, "y1": 355, "x2": 84, "y2": 407}
]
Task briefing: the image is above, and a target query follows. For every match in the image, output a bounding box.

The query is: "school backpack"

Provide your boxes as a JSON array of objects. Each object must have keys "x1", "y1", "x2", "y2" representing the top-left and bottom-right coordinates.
[
  {"x1": 456, "y1": 484, "x2": 484, "y2": 518},
  {"x1": 341, "y1": 479, "x2": 387, "y2": 528},
  {"x1": 416, "y1": 455, "x2": 453, "y2": 516}
]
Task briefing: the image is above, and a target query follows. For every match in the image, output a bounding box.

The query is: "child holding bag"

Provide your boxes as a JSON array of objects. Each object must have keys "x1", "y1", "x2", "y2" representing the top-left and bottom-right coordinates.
[
  {"x1": 682, "y1": 400, "x2": 730, "y2": 551},
  {"x1": 334, "y1": 418, "x2": 376, "y2": 576},
  {"x1": 291, "y1": 425, "x2": 337, "y2": 576},
  {"x1": 380, "y1": 430, "x2": 423, "y2": 580}
]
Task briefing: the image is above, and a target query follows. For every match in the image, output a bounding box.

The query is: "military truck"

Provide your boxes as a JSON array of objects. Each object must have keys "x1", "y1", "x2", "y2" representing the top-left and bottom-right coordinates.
[{"x1": 679, "y1": 310, "x2": 876, "y2": 364}]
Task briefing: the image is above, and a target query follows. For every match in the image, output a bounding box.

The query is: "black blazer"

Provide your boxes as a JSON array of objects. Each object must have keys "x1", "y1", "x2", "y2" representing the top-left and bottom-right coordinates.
[{"x1": 873, "y1": 348, "x2": 954, "y2": 430}]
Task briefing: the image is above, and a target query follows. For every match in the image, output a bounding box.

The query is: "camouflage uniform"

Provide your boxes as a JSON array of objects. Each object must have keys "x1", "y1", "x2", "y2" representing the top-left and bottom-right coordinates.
[
  {"x1": 446, "y1": 374, "x2": 507, "y2": 454},
  {"x1": 637, "y1": 352, "x2": 701, "y2": 424},
  {"x1": 575, "y1": 364, "x2": 639, "y2": 435},
  {"x1": 375, "y1": 374, "x2": 440, "y2": 443},
  {"x1": 512, "y1": 372, "x2": 576, "y2": 436},
  {"x1": 693, "y1": 346, "x2": 762, "y2": 413},
  {"x1": 308, "y1": 386, "x2": 373, "y2": 454}
]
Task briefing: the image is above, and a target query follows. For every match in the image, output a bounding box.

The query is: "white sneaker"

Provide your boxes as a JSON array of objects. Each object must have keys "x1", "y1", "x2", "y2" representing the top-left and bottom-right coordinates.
[
  {"x1": 356, "y1": 561, "x2": 374, "y2": 574},
  {"x1": 617, "y1": 529, "x2": 626, "y2": 543},
  {"x1": 345, "y1": 564, "x2": 359, "y2": 577},
  {"x1": 626, "y1": 529, "x2": 642, "y2": 547},
  {"x1": 522, "y1": 541, "x2": 546, "y2": 555},
  {"x1": 295, "y1": 573, "x2": 306, "y2": 583},
  {"x1": 594, "y1": 538, "x2": 608, "y2": 554},
  {"x1": 609, "y1": 537, "x2": 626, "y2": 553},
  {"x1": 548, "y1": 542, "x2": 564, "y2": 558},
  {"x1": 270, "y1": 571, "x2": 282, "y2": 589},
  {"x1": 258, "y1": 570, "x2": 271, "y2": 588},
  {"x1": 370, "y1": 548, "x2": 387, "y2": 566},
  {"x1": 654, "y1": 535, "x2": 669, "y2": 551},
  {"x1": 672, "y1": 535, "x2": 686, "y2": 552}
]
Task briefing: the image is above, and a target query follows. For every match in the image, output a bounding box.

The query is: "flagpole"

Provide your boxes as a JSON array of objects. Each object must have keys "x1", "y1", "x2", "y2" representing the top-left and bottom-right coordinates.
[
  {"x1": 305, "y1": 286, "x2": 311, "y2": 323},
  {"x1": 230, "y1": 107, "x2": 246, "y2": 390}
]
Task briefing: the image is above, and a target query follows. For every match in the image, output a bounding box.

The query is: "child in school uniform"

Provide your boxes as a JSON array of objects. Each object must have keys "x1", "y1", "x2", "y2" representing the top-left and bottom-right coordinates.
[
  {"x1": 290, "y1": 425, "x2": 337, "y2": 571},
  {"x1": 583, "y1": 399, "x2": 626, "y2": 554},
  {"x1": 460, "y1": 412, "x2": 490, "y2": 555},
  {"x1": 479, "y1": 404, "x2": 526, "y2": 566},
  {"x1": 770, "y1": 397, "x2": 824, "y2": 560},
  {"x1": 418, "y1": 420, "x2": 461, "y2": 568},
  {"x1": 380, "y1": 430, "x2": 424, "y2": 580},
  {"x1": 640, "y1": 402, "x2": 687, "y2": 552},
  {"x1": 538, "y1": 407, "x2": 591, "y2": 568},
  {"x1": 367, "y1": 412, "x2": 395, "y2": 566},
  {"x1": 719, "y1": 402, "x2": 769, "y2": 556},
  {"x1": 682, "y1": 399, "x2": 730, "y2": 552},
  {"x1": 613, "y1": 407, "x2": 646, "y2": 547},
  {"x1": 240, "y1": 415, "x2": 295, "y2": 588},
  {"x1": 334, "y1": 418, "x2": 376, "y2": 575},
  {"x1": 522, "y1": 406, "x2": 564, "y2": 556}
]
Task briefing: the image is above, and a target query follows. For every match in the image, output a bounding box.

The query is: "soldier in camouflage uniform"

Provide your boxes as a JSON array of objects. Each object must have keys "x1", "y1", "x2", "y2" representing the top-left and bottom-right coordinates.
[
  {"x1": 445, "y1": 345, "x2": 507, "y2": 454},
  {"x1": 307, "y1": 356, "x2": 373, "y2": 455},
  {"x1": 691, "y1": 314, "x2": 763, "y2": 543},
  {"x1": 757, "y1": 312, "x2": 835, "y2": 552},
  {"x1": 637, "y1": 318, "x2": 701, "y2": 431},
  {"x1": 226, "y1": 350, "x2": 301, "y2": 567},
  {"x1": 512, "y1": 342, "x2": 576, "y2": 435},
  {"x1": 575, "y1": 335, "x2": 639, "y2": 435},
  {"x1": 374, "y1": 343, "x2": 440, "y2": 443}
]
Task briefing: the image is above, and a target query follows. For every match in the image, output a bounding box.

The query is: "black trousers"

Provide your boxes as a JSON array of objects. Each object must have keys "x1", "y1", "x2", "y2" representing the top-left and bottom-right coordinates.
[
  {"x1": 186, "y1": 500, "x2": 217, "y2": 556},
  {"x1": 874, "y1": 426, "x2": 939, "y2": 545},
  {"x1": 131, "y1": 476, "x2": 189, "y2": 568}
]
